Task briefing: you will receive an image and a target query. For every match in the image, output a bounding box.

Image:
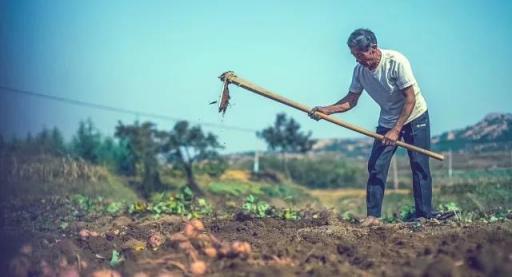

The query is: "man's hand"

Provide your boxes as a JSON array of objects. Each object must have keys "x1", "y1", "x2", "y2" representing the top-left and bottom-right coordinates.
[
  {"x1": 308, "y1": 106, "x2": 330, "y2": 121},
  {"x1": 382, "y1": 128, "x2": 401, "y2": 146}
]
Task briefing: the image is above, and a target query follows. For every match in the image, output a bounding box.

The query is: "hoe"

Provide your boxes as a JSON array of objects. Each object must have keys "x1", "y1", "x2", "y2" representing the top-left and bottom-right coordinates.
[{"x1": 217, "y1": 71, "x2": 444, "y2": 161}]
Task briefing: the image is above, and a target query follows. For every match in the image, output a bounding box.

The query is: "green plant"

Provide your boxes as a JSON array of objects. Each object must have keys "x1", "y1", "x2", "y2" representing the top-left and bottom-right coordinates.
[
  {"x1": 399, "y1": 204, "x2": 415, "y2": 221},
  {"x1": 282, "y1": 208, "x2": 300, "y2": 221},
  {"x1": 438, "y1": 202, "x2": 461, "y2": 220},
  {"x1": 128, "y1": 201, "x2": 147, "y2": 214},
  {"x1": 341, "y1": 211, "x2": 358, "y2": 223},
  {"x1": 242, "y1": 195, "x2": 271, "y2": 218},
  {"x1": 130, "y1": 186, "x2": 212, "y2": 218},
  {"x1": 110, "y1": 250, "x2": 123, "y2": 267},
  {"x1": 382, "y1": 215, "x2": 398, "y2": 224},
  {"x1": 104, "y1": 201, "x2": 124, "y2": 215},
  {"x1": 72, "y1": 194, "x2": 95, "y2": 212}
]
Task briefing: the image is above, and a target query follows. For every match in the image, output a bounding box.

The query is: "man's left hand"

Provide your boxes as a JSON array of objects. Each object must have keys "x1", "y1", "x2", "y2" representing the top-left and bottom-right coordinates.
[{"x1": 382, "y1": 128, "x2": 401, "y2": 146}]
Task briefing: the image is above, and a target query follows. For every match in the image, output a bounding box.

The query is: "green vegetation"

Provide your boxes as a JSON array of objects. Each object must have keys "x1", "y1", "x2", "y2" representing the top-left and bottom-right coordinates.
[
  {"x1": 160, "y1": 120, "x2": 225, "y2": 195},
  {"x1": 240, "y1": 194, "x2": 302, "y2": 220},
  {"x1": 257, "y1": 113, "x2": 314, "y2": 178},
  {"x1": 69, "y1": 186, "x2": 212, "y2": 219},
  {"x1": 110, "y1": 250, "x2": 123, "y2": 267},
  {"x1": 242, "y1": 195, "x2": 272, "y2": 218},
  {"x1": 232, "y1": 154, "x2": 365, "y2": 189},
  {"x1": 1, "y1": 116, "x2": 511, "y2": 231},
  {"x1": 208, "y1": 181, "x2": 263, "y2": 197}
]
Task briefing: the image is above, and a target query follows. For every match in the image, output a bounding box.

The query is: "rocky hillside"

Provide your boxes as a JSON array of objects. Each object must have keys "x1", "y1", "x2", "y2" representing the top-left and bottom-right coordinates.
[
  {"x1": 312, "y1": 112, "x2": 512, "y2": 156},
  {"x1": 433, "y1": 113, "x2": 512, "y2": 151}
]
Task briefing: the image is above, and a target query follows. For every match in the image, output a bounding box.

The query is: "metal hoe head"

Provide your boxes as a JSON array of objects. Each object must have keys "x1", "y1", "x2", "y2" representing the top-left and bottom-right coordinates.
[{"x1": 217, "y1": 71, "x2": 235, "y2": 115}]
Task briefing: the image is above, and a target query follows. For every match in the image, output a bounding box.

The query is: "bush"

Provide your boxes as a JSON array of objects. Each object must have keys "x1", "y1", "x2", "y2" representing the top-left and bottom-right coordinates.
[
  {"x1": 194, "y1": 158, "x2": 228, "y2": 178},
  {"x1": 288, "y1": 158, "x2": 363, "y2": 188}
]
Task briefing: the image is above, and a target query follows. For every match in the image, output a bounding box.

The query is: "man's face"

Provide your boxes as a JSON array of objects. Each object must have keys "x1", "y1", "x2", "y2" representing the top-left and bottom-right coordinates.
[{"x1": 350, "y1": 47, "x2": 376, "y2": 68}]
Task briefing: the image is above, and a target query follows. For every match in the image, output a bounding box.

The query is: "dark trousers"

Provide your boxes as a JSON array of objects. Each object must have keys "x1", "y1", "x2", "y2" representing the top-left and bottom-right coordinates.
[{"x1": 366, "y1": 111, "x2": 432, "y2": 218}]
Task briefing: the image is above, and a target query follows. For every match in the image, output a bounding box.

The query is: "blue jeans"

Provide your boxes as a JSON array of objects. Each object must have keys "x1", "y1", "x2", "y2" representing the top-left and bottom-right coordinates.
[{"x1": 366, "y1": 111, "x2": 432, "y2": 218}]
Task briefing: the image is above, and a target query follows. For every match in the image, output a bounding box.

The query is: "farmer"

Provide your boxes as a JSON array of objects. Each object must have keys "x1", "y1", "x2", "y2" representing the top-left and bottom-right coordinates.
[{"x1": 309, "y1": 28, "x2": 432, "y2": 226}]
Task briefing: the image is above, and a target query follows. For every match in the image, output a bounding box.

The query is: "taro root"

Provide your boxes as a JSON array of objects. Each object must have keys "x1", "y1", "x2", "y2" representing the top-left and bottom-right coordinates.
[
  {"x1": 195, "y1": 233, "x2": 211, "y2": 243},
  {"x1": 91, "y1": 269, "x2": 122, "y2": 277},
  {"x1": 203, "y1": 247, "x2": 217, "y2": 258},
  {"x1": 79, "y1": 229, "x2": 99, "y2": 240},
  {"x1": 184, "y1": 223, "x2": 198, "y2": 238},
  {"x1": 231, "y1": 241, "x2": 252, "y2": 257},
  {"x1": 190, "y1": 219, "x2": 205, "y2": 232},
  {"x1": 189, "y1": 260, "x2": 207, "y2": 276},
  {"x1": 218, "y1": 243, "x2": 232, "y2": 257},
  {"x1": 169, "y1": 233, "x2": 188, "y2": 243},
  {"x1": 79, "y1": 229, "x2": 90, "y2": 240},
  {"x1": 148, "y1": 232, "x2": 165, "y2": 250}
]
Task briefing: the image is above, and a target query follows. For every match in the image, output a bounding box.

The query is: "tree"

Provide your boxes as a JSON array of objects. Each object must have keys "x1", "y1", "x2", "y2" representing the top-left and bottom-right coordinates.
[
  {"x1": 20, "y1": 127, "x2": 67, "y2": 155},
  {"x1": 160, "y1": 121, "x2": 224, "y2": 195},
  {"x1": 72, "y1": 119, "x2": 102, "y2": 163},
  {"x1": 49, "y1": 127, "x2": 66, "y2": 154},
  {"x1": 115, "y1": 121, "x2": 163, "y2": 195},
  {"x1": 95, "y1": 137, "x2": 134, "y2": 174},
  {"x1": 257, "y1": 113, "x2": 314, "y2": 178}
]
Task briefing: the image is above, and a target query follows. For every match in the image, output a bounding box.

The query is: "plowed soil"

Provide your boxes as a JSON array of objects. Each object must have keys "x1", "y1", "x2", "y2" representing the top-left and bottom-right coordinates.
[{"x1": 2, "y1": 199, "x2": 512, "y2": 277}]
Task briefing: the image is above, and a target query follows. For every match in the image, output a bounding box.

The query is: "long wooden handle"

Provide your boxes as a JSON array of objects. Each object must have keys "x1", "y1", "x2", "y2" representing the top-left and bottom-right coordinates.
[{"x1": 221, "y1": 72, "x2": 444, "y2": 161}]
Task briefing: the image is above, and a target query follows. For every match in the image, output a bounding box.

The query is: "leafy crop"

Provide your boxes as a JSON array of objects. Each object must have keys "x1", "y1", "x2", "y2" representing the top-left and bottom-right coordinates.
[
  {"x1": 72, "y1": 194, "x2": 126, "y2": 216},
  {"x1": 110, "y1": 250, "x2": 123, "y2": 267},
  {"x1": 282, "y1": 208, "x2": 300, "y2": 221},
  {"x1": 242, "y1": 195, "x2": 271, "y2": 218},
  {"x1": 341, "y1": 211, "x2": 358, "y2": 223},
  {"x1": 240, "y1": 194, "x2": 301, "y2": 220},
  {"x1": 71, "y1": 186, "x2": 212, "y2": 219},
  {"x1": 399, "y1": 204, "x2": 416, "y2": 221},
  {"x1": 131, "y1": 186, "x2": 212, "y2": 218}
]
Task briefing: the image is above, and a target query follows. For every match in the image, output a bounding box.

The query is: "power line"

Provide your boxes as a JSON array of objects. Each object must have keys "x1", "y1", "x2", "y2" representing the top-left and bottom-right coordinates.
[{"x1": 0, "y1": 85, "x2": 257, "y2": 133}]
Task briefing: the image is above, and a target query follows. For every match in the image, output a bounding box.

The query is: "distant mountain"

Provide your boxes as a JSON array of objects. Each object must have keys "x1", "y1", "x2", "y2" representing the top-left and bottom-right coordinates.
[
  {"x1": 432, "y1": 113, "x2": 512, "y2": 152},
  {"x1": 312, "y1": 112, "x2": 512, "y2": 156},
  {"x1": 311, "y1": 137, "x2": 373, "y2": 159}
]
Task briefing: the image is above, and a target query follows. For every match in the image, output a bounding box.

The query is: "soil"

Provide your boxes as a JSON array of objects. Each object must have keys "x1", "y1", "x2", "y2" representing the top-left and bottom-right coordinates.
[{"x1": 1, "y1": 199, "x2": 512, "y2": 277}]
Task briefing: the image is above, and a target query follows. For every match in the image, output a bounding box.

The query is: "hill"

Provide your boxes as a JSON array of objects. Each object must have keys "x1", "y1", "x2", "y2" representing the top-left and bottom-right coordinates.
[{"x1": 312, "y1": 112, "x2": 512, "y2": 156}]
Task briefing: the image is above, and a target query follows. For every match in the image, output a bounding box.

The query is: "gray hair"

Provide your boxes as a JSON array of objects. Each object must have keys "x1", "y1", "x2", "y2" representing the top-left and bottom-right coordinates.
[{"x1": 347, "y1": 28, "x2": 377, "y2": 52}]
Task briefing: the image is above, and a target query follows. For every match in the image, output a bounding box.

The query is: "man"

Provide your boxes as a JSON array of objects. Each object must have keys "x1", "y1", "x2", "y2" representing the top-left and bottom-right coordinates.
[{"x1": 309, "y1": 28, "x2": 432, "y2": 226}]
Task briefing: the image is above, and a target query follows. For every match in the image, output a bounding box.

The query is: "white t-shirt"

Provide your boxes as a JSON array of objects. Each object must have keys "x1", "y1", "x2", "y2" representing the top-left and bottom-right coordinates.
[{"x1": 349, "y1": 49, "x2": 427, "y2": 128}]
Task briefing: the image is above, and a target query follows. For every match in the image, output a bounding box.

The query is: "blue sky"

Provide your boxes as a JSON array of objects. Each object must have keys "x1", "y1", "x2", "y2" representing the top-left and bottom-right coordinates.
[{"x1": 1, "y1": 0, "x2": 511, "y2": 153}]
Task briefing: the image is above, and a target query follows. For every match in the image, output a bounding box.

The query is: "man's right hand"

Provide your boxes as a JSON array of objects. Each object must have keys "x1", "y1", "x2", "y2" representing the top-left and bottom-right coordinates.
[{"x1": 308, "y1": 106, "x2": 330, "y2": 121}]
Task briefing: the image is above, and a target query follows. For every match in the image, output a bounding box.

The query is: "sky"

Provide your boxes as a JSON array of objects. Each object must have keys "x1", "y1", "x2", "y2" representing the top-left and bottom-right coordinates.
[{"x1": 1, "y1": 0, "x2": 511, "y2": 153}]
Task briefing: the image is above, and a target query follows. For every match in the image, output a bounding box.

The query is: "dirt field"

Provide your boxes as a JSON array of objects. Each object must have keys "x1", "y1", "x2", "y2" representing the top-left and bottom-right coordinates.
[{"x1": 2, "y1": 198, "x2": 512, "y2": 277}]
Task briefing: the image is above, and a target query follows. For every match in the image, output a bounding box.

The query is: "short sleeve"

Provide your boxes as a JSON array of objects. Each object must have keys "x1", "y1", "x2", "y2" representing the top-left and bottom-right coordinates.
[
  {"x1": 349, "y1": 66, "x2": 363, "y2": 94},
  {"x1": 395, "y1": 56, "x2": 417, "y2": 90}
]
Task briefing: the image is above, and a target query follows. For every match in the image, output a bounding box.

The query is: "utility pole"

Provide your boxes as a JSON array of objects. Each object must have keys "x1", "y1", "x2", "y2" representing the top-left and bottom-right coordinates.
[
  {"x1": 392, "y1": 156, "x2": 398, "y2": 190},
  {"x1": 253, "y1": 151, "x2": 259, "y2": 174},
  {"x1": 448, "y1": 149, "x2": 453, "y2": 185}
]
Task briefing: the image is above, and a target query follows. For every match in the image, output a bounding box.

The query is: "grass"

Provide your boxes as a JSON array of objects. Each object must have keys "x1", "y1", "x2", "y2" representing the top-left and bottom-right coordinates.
[
  {"x1": 310, "y1": 180, "x2": 512, "y2": 221},
  {"x1": 0, "y1": 154, "x2": 140, "y2": 203}
]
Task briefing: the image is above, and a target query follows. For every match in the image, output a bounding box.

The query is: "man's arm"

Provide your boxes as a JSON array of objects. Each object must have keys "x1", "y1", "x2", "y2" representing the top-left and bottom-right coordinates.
[
  {"x1": 382, "y1": 85, "x2": 415, "y2": 145},
  {"x1": 309, "y1": 92, "x2": 361, "y2": 120}
]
